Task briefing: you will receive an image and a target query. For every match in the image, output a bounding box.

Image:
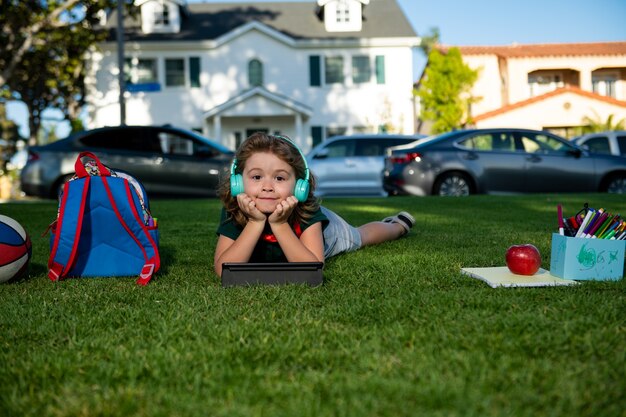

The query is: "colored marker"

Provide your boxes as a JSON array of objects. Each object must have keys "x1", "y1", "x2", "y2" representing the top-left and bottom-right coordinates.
[
  {"x1": 582, "y1": 209, "x2": 603, "y2": 238},
  {"x1": 566, "y1": 216, "x2": 580, "y2": 235},
  {"x1": 575, "y1": 210, "x2": 595, "y2": 238},
  {"x1": 585, "y1": 211, "x2": 607, "y2": 238},
  {"x1": 594, "y1": 215, "x2": 616, "y2": 239},
  {"x1": 599, "y1": 218, "x2": 621, "y2": 239},
  {"x1": 581, "y1": 209, "x2": 600, "y2": 237}
]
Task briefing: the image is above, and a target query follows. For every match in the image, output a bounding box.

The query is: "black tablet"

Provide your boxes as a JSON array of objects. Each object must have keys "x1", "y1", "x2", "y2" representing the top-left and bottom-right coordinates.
[{"x1": 221, "y1": 262, "x2": 324, "y2": 287}]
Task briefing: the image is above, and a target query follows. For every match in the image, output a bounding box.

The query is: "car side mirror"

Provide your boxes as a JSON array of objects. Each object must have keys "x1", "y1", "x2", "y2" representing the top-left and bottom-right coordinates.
[{"x1": 567, "y1": 148, "x2": 583, "y2": 158}]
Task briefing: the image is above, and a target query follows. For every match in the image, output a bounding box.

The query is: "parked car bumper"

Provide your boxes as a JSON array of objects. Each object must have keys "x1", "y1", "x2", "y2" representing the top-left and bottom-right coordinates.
[
  {"x1": 20, "y1": 182, "x2": 50, "y2": 198},
  {"x1": 383, "y1": 166, "x2": 432, "y2": 196},
  {"x1": 20, "y1": 163, "x2": 45, "y2": 197}
]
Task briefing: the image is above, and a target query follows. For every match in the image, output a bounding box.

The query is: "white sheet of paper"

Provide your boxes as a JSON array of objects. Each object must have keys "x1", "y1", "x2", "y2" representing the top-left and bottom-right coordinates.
[{"x1": 461, "y1": 266, "x2": 579, "y2": 288}]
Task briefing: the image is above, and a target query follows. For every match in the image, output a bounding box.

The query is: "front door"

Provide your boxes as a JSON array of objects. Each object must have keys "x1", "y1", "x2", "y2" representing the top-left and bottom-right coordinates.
[{"x1": 246, "y1": 128, "x2": 269, "y2": 139}]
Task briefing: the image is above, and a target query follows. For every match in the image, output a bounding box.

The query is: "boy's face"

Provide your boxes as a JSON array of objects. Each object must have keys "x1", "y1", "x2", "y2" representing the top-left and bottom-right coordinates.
[{"x1": 242, "y1": 152, "x2": 297, "y2": 213}]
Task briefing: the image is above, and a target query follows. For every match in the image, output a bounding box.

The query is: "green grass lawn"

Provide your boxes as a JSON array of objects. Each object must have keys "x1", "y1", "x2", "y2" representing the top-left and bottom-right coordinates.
[{"x1": 1, "y1": 194, "x2": 624, "y2": 417}]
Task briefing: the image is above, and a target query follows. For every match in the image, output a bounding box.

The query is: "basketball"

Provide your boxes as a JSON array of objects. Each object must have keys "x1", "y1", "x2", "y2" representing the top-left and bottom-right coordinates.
[{"x1": 0, "y1": 214, "x2": 32, "y2": 283}]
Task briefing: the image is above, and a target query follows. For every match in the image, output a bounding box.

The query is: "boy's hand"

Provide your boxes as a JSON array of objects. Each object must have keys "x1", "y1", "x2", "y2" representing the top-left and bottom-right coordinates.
[
  {"x1": 237, "y1": 194, "x2": 267, "y2": 223},
  {"x1": 268, "y1": 196, "x2": 298, "y2": 224}
]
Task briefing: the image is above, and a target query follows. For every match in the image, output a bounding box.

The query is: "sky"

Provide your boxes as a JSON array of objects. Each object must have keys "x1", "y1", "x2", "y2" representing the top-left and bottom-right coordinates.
[{"x1": 7, "y1": 0, "x2": 626, "y2": 139}]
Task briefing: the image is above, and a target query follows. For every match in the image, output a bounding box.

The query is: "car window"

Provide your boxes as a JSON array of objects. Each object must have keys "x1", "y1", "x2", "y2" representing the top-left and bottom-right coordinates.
[
  {"x1": 378, "y1": 138, "x2": 416, "y2": 151},
  {"x1": 390, "y1": 138, "x2": 417, "y2": 147},
  {"x1": 458, "y1": 134, "x2": 490, "y2": 150},
  {"x1": 324, "y1": 140, "x2": 355, "y2": 157},
  {"x1": 617, "y1": 135, "x2": 626, "y2": 156},
  {"x1": 583, "y1": 136, "x2": 611, "y2": 154},
  {"x1": 518, "y1": 132, "x2": 568, "y2": 154},
  {"x1": 80, "y1": 131, "x2": 114, "y2": 148},
  {"x1": 458, "y1": 133, "x2": 514, "y2": 151},
  {"x1": 80, "y1": 129, "x2": 161, "y2": 152},
  {"x1": 158, "y1": 131, "x2": 195, "y2": 156},
  {"x1": 355, "y1": 141, "x2": 382, "y2": 156}
]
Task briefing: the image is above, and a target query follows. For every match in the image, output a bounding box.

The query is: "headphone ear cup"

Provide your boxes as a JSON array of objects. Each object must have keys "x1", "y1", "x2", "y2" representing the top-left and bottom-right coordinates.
[
  {"x1": 230, "y1": 174, "x2": 244, "y2": 197},
  {"x1": 294, "y1": 178, "x2": 310, "y2": 202}
]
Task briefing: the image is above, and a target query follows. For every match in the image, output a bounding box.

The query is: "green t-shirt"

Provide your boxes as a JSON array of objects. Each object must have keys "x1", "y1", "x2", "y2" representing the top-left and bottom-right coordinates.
[{"x1": 216, "y1": 207, "x2": 329, "y2": 262}]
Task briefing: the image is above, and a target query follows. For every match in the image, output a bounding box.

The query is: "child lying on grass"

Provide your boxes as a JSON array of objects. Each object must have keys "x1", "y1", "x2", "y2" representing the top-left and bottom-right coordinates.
[{"x1": 213, "y1": 132, "x2": 414, "y2": 276}]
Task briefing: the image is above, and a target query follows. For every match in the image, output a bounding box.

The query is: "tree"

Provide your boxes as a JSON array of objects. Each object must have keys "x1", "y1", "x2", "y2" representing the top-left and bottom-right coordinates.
[
  {"x1": 581, "y1": 110, "x2": 626, "y2": 133},
  {"x1": 1, "y1": 1, "x2": 134, "y2": 144},
  {"x1": 416, "y1": 47, "x2": 479, "y2": 134},
  {"x1": 0, "y1": 0, "x2": 82, "y2": 87},
  {"x1": 0, "y1": 103, "x2": 21, "y2": 144},
  {"x1": 418, "y1": 27, "x2": 440, "y2": 57}
]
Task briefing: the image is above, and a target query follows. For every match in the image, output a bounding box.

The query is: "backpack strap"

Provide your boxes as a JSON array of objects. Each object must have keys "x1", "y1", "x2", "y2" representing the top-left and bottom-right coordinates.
[
  {"x1": 48, "y1": 177, "x2": 90, "y2": 281},
  {"x1": 74, "y1": 152, "x2": 111, "y2": 178},
  {"x1": 100, "y1": 176, "x2": 160, "y2": 286}
]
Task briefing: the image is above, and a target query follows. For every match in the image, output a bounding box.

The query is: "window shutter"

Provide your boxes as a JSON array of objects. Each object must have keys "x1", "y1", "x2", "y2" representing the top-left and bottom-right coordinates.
[
  {"x1": 309, "y1": 55, "x2": 321, "y2": 87},
  {"x1": 311, "y1": 126, "x2": 323, "y2": 147},
  {"x1": 375, "y1": 55, "x2": 385, "y2": 84},
  {"x1": 189, "y1": 57, "x2": 200, "y2": 87}
]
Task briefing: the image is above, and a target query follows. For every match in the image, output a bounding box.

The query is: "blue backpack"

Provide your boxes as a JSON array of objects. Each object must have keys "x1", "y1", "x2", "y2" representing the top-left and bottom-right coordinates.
[{"x1": 48, "y1": 152, "x2": 160, "y2": 285}]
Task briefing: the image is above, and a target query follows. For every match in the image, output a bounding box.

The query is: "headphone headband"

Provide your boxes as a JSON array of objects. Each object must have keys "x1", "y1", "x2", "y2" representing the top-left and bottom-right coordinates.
[
  {"x1": 231, "y1": 135, "x2": 308, "y2": 177},
  {"x1": 272, "y1": 135, "x2": 309, "y2": 181}
]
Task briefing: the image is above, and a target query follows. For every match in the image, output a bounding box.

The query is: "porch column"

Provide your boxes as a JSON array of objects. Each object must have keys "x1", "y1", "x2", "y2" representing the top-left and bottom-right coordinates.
[
  {"x1": 295, "y1": 113, "x2": 304, "y2": 149},
  {"x1": 214, "y1": 115, "x2": 222, "y2": 145}
]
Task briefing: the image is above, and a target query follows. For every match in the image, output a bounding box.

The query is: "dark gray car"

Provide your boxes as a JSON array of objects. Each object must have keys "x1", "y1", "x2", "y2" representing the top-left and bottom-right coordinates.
[
  {"x1": 383, "y1": 128, "x2": 626, "y2": 196},
  {"x1": 20, "y1": 125, "x2": 234, "y2": 198}
]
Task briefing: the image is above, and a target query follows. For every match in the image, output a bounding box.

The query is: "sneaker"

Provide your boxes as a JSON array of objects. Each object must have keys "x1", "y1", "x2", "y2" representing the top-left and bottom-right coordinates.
[{"x1": 382, "y1": 211, "x2": 415, "y2": 234}]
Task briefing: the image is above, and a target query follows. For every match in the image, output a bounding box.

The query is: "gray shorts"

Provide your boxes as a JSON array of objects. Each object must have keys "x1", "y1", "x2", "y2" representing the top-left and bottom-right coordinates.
[{"x1": 321, "y1": 206, "x2": 362, "y2": 259}]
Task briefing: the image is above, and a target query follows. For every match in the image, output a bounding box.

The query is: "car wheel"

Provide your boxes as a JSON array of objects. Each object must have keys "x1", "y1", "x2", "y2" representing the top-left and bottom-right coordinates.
[
  {"x1": 603, "y1": 174, "x2": 626, "y2": 194},
  {"x1": 433, "y1": 172, "x2": 473, "y2": 196}
]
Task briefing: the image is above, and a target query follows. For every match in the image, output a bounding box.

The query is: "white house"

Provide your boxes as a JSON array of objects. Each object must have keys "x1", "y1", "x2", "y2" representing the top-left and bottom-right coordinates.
[
  {"x1": 432, "y1": 42, "x2": 626, "y2": 138},
  {"x1": 85, "y1": 0, "x2": 420, "y2": 151}
]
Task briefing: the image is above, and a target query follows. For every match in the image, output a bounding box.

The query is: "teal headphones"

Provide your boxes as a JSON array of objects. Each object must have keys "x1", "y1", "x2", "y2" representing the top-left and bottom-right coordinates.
[{"x1": 230, "y1": 135, "x2": 310, "y2": 202}]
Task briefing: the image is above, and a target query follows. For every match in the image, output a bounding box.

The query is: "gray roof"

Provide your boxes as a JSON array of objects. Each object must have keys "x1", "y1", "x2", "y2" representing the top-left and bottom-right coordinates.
[{"x1": 109, "y1": 0, "x2": 417, "y2": 42}]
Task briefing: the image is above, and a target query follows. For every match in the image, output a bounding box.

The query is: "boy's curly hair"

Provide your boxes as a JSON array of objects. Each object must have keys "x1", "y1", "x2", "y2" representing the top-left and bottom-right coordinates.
[{"x1": 218, "y1": 132, "x2": 320, "y2": 227}]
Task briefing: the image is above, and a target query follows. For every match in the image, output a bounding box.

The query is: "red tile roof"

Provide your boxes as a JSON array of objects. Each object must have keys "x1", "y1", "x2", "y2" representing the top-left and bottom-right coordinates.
[
  {"x1": 473, "y1": 86, "x2": 626, "y2": 122},
  {"x1": 439, "y1": 41, "x2": 626, "y2": 58}
]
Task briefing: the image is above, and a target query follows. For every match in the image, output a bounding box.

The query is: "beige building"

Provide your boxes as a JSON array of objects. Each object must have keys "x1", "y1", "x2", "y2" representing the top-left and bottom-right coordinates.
[{"x1": 427, "y1": 41, "x2": 626, "y2": 138}]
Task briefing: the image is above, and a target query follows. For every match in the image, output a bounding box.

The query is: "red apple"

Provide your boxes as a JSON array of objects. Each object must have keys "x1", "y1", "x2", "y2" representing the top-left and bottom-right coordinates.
[{"x1": 505, "y1": 244, "x2": 541, "y2": 275}]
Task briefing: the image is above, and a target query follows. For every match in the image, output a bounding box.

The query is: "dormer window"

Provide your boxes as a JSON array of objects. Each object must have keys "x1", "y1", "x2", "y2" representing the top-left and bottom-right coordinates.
[
  {"x1": 318, "y1": 0, "x2": 369, "y2": 32},
  {"x1": 336, "y1": 0, "x2": 350, "y2": 23},
  {"x1": 154, "y1": 1, "x2": 170, "y2": 26},
  {"x1": 139, "y1": 0, "x2": 182, "y2": 34}
]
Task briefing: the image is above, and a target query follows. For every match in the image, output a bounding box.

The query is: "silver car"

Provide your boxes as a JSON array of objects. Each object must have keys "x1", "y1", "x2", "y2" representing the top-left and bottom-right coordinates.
[
  {"x1": 307, "y1": 134, "x2": 424, "y2": 196},
  {"x1": 20, "y1": 125, "x2": 234, "y2": 198},
  {"x1": 572, "y1": 131, "x2": 626, "y2": 157},
  {"x1": 383, "y1": 128, "x2": 626, "y2": 196}
]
